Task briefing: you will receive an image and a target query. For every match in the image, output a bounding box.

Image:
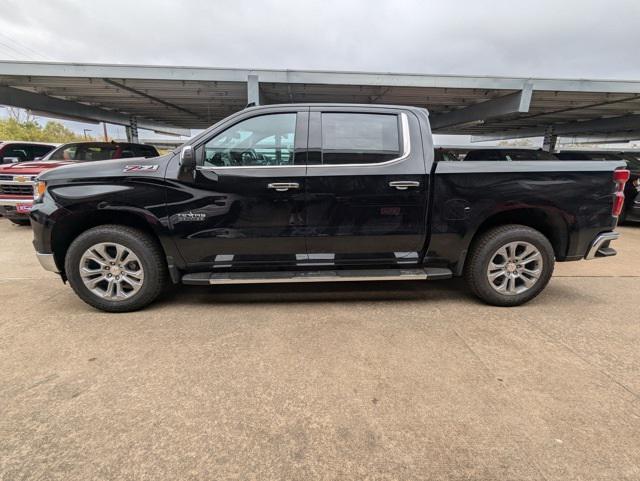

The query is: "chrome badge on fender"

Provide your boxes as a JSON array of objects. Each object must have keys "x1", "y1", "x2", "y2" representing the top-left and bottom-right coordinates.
[{"x1": 175, "y1": 212, "x2": 206, "y2": 222}]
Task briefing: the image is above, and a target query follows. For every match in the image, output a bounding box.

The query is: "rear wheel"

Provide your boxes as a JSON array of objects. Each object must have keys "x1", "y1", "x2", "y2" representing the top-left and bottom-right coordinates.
[
  {"x1": 465, "y1": 224, "x2": 555, "y2": 306},
  {"x1": 65, "y1": 225, "x2": 167, "y2": 312}
]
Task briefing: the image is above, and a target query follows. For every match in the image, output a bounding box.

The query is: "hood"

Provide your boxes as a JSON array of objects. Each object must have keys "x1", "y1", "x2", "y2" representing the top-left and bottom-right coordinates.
[
  {"x1": 39, "y1": 155, "x2": 170, "y2": 182},
  {"x1": 0, "y1": 160, "x2": 72, "y2": 176}
]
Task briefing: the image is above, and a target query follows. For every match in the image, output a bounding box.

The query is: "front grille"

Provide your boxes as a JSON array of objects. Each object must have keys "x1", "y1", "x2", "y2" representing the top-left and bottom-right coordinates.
[
  {"x1": 0, "y1": 184, "x2": 33, "y2": 195},
  {"x1": 0, "y1": 175, "x2": 13, "y2": 181}
]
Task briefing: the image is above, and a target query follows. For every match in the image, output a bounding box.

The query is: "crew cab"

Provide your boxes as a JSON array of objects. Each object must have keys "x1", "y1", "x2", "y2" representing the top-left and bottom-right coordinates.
[
  {"x1": 29, "y1": 104, "x2": 629, "y2": 312},
  {"x1": 557, "y1": 150, "x2": 640, "y2": 223},
  {"x1": 0, "y1": 141, "x2": 158, "y2": 224}
]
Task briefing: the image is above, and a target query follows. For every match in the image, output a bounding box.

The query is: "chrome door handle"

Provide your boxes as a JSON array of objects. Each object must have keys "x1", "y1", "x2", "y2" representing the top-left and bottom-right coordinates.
[
  {"x1": 267, "y1": 182, "x2": 300, "y2": 192},
  {"x1": 389, "y1": 181, "x2": 420, "y2": 190}
]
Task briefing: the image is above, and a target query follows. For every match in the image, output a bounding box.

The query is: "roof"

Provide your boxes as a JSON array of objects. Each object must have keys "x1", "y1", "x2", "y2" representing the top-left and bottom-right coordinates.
[{"x1": 1, "y1": 60, "x2": 640, "y2": 140}]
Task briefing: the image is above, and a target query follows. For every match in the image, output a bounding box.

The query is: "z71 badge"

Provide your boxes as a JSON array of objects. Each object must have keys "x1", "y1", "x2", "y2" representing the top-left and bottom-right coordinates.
[{"x1": 123, "y1": 164, "x2": 159, "y2": 173}]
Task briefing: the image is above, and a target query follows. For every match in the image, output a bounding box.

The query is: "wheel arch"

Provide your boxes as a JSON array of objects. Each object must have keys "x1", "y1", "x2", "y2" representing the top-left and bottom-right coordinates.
[
  {"x1": 459, "y1": 206, "x2": 569, "y2": 275},
  {"x1": 51, "y1": 208, "x2": 178, "y2": 280}
]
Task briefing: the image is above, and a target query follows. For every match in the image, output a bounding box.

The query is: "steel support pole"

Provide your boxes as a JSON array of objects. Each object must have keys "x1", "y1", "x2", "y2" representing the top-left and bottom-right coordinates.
[
  {"x1": 542, "y1": 126, "x2": 557, "y2": 152},
  {"x1": 126, "y1": 117, "x2": 139, "y2": 143},
  {"x1": 247, "y1": 74, "x2": 260, "y2": 106}
]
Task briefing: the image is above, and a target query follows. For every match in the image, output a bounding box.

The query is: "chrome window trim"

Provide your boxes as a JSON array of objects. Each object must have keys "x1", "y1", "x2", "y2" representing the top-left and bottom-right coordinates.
[
  {"x1": 196, "y1": 164, "x2": 300, "y2": 171},
  {"x1": 195, "y1": 112, "x2": 410, "y2": 172},
  {"x1": 308, "y1": 112, "x2": 411, "y2": 169}
]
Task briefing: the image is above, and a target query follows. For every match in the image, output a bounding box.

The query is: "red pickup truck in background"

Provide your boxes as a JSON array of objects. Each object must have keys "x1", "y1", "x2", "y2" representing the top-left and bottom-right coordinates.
[{"x1": 0, "y1": 141, "x2": 159, "y2": 225}]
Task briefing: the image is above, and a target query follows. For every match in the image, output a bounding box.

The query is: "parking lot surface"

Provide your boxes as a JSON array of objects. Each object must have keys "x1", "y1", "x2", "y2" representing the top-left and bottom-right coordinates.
[{"x1": 1, "y1": 219, "x2": 639, "y2": 481}]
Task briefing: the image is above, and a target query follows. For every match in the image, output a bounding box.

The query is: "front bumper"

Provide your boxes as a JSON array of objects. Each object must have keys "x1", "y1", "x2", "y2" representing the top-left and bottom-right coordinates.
[
  {"x1": 0, "y1": 197, "x2": 34, "y2": 216},
  {"x1": 36, "y1": 252, "x2": 59, "y2": 273},
  {"x1": 0, "y1": 197, "x2": 33, "y2": 205},
  {"x1": 585, "y1": 232, "x2": 619, "y2": 260}
]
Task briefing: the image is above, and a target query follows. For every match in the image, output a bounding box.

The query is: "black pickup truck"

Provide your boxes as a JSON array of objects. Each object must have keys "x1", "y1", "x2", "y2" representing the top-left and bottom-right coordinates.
[{"x1": 29, "y1": 104, "x2": 629, "y2": 312}]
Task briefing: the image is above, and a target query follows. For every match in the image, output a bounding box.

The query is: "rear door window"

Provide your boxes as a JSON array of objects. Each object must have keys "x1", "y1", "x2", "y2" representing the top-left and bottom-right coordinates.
[{"x1": 320, "y1": 113, "x2": 401, "y2": 165}]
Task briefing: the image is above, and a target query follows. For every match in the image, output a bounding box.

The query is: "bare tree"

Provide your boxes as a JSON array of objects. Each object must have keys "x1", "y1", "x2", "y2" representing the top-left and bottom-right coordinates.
[{"x1": 6, "y1": 107, "x2": 35, "y2": 123}]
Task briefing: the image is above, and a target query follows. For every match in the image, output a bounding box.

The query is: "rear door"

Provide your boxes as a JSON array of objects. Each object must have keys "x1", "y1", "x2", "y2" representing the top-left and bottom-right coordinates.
[{"x1": 304, "y1": 107, "x2": 429, "y2": 267}]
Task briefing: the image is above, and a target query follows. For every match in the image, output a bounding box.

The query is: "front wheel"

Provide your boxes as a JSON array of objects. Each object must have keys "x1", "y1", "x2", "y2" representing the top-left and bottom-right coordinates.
[
  {"x1": 465, "y1": 224, "x2": 555, "y2": 307},
  {"x1": 65, "y1": 225, "x2": 167, "y2": 312}
]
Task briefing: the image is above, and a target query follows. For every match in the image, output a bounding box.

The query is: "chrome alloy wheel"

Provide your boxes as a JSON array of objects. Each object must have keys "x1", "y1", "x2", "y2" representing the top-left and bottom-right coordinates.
[
  {"x1": 79, "y1": 242, "x2": 144, "y2": 300},
  {"x1": 487, "y1": 241, "x2": 543, "y2": 296}
]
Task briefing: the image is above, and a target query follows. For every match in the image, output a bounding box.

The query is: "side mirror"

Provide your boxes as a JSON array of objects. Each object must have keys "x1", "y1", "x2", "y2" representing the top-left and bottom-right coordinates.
[{"x1": 180, "y1": 145, "x2": 196, "y2": 168}]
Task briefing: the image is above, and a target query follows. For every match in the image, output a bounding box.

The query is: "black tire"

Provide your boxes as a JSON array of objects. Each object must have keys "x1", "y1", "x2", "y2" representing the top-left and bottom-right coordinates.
[
  {"x1": 9, "y1": 217, "x2": 30, "y2": 226},
  {"x1": 65, "y1": 225, "x2": 167, "y2": 312},
  {"x1": 465, "y1": 224, "x2": 555, "y2": 307}
]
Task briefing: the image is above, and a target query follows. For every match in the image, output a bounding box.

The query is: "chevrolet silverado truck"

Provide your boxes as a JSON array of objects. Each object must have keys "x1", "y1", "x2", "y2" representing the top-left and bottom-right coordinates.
[
  {"x1": 29, "y1": 104, "x2": 629, "y2": 312},
  {"x1": 0, "y1": 141, "x2": 158, "y2": 224}
]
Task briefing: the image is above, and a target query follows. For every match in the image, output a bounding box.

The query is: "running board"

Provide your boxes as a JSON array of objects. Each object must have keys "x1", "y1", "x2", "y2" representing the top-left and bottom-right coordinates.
[{"x1": 182, "y1": 267, "x2": 452, "y2": 286}]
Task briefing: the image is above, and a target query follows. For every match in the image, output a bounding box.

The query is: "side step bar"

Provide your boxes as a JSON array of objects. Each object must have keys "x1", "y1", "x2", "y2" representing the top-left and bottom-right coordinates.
[{"x1": 182, "y1": 267, "x2": 453, "y2": 286}]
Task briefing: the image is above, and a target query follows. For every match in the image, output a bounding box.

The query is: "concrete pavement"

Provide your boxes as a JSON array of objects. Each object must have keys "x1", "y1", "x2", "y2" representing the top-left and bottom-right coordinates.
[{"x1": 1, "y1": 220, "x2": 639, "y2": 480}]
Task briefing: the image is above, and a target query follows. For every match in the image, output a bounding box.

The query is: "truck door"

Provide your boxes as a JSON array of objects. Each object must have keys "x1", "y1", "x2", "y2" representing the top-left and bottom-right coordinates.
[
  {"x1": 304, "y1": 107, "x2": 429, "y2": 267},
  {"x1": 167, "y1": 107, "x2": 309, "y2": 269}
]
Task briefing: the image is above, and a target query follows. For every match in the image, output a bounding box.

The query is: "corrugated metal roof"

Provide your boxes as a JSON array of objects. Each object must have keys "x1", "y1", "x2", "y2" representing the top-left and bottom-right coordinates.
[{"x1": 1, "y1": 61, "x2": 640, "y2": 138}]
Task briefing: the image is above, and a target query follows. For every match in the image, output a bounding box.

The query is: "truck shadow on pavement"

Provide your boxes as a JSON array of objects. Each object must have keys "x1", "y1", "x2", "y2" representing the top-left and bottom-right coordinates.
[
  {"x1": 155, "y1": 278, "x2": 477, "y2": 306},
  {"x1": 149, "y1": 277, "x2": 601, "y2": 310}
]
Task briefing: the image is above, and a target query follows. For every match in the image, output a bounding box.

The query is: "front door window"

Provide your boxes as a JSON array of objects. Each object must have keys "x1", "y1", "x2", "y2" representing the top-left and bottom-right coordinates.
[{"x1": 203, "y1": 113, "x2": 297, "y2": 167}]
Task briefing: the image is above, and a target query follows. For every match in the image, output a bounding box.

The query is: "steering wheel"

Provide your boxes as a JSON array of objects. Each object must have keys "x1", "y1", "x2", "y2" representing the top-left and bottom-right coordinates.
[{"x1": 241, "y1": 149, "x2": 258, "y2": 163}]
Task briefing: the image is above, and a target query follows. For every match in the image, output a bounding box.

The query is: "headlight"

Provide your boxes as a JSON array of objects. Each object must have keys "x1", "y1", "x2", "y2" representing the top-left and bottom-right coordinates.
[{"x1": 33, "y1": 181, "x2": 47, "y2": 202}]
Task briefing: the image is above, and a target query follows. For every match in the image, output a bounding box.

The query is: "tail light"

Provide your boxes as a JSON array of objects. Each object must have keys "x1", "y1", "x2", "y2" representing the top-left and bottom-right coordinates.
[{"x1": 612, "y1": 169, "x2": 630, "y2": 217}]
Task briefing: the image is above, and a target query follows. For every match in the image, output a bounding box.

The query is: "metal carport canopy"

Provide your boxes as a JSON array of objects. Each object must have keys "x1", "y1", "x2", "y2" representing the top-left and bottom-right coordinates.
[{"x1": 1, "y1": 60, "x2": 640, "y2": 140}]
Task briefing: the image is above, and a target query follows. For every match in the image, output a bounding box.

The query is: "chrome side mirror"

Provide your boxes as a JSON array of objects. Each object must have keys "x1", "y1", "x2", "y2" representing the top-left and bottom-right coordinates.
[{"x1": 180, "y1": 145, "x2": 195, "y2": 168}]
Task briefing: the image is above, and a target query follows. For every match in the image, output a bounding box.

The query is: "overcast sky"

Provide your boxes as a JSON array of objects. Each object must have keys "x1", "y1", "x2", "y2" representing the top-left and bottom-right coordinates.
[
  {"x1": 1, "y1": 0, "x2": 639, "y2": 79},
  {"x1": 1, "y1": 0, "x2": 639, "y2": 144}
]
